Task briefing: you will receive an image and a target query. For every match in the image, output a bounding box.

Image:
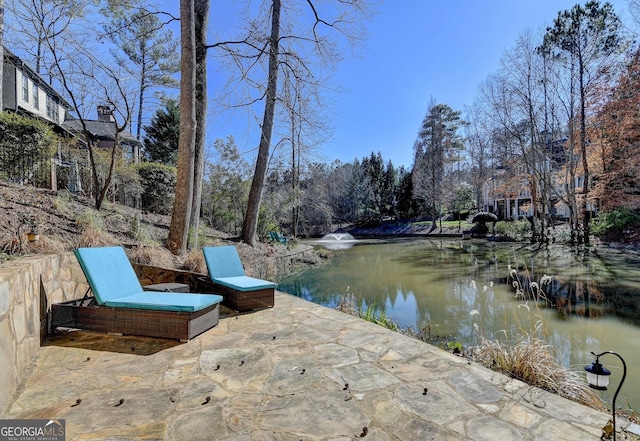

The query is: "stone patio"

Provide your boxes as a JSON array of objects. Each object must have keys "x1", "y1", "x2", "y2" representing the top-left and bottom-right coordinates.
[{"x1": 2, "y1": 292, "x2": 619, "y2": 440}]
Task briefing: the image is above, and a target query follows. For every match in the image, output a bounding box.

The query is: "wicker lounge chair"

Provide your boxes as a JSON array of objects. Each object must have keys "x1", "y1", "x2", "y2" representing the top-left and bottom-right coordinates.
[
  {"x1": 202, "y1": 246, "x2": 277, "y2": 312},
  {"x1": 51, "y1": 246, "x2": 223, "y2": 341}
]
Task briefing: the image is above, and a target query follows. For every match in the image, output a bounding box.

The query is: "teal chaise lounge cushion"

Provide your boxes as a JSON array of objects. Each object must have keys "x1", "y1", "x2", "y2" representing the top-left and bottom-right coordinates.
[
  {"x1": 202, "y1": 245, "x2": 276, "y2": 311},
  {"x1": 75, "y1": 246, "x2": 223, "y2": 312},
  {"x1": 202, "y1": 246, "x2": 277, "y2": 291}
]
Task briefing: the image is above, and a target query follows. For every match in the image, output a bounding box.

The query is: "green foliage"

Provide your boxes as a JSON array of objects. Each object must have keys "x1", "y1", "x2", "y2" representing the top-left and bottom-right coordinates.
[
  {"x1": 142, "y1": 100, "x2": 180, "y2": 165},
  {"x1": 135, "y1": 162, "x2": 177, "y2": 215},
  {"x1": 453, "y1": 182, "x2": 475, "y2": 212},
  {"x1": 76, "y1": 209, "x2": 105, "y2": 231},
  {"x1": 115, "y1": 164, "x2": 143, "y2": 206},
  {"x1": 494, "y1": 219, "x2": 530, "y2": 239},
  {"x1": 202, "y1": 137, "x2": 250, "y2": 234},
  {"x1": 0, "y1": 112, "x2": 59, "y2": 186},
  {"x1": 105, "y1": 9, "x2": 180, "y2": 139},
  {"x1": 591, "y1": 208, "x2": 640, "y2": 235},
  {"x1": 359, "y1": 302, "x2": 399, "y2": 332},
  {"x1": 444, "y1": 341, "x2": 464, "y2": 353},
  {"x1": 541, "y1": 1, "x2": 623, "y2": 60}
]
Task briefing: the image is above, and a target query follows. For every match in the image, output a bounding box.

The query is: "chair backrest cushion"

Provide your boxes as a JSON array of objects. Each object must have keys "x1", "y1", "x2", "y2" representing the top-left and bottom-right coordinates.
[
  {"x1": 74, "y1": 246, "x2": 143, "y2": 305},
  {"x1": 202, "y1": 246, "x2": 246, "y2": 279}
]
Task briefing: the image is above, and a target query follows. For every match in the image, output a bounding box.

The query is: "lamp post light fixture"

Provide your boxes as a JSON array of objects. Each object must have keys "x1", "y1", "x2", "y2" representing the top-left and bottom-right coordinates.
[{"x1": 584, "y1": 351, "x2": 627, "y2": 441}]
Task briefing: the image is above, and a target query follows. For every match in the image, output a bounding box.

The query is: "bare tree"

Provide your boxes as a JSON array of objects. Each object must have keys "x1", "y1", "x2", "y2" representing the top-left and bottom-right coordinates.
[
  {"x1": 278, "y1": 61, "x2": 329, "y2": 237},
  {"x1": 464, "y1": 102, "x2": 491, "y2": 211},
  {"x1": 188, "y1": 0, "x2": 209, "y2": 249},
  {"x1": 210, "y1": 0, "x2": 373, "y2": 246},
  {"x1": 239, "y1": 0, "x2": 282, "y2": 247},
  {"x1": 4, "y1": 0, "x2": 85, "y2": 76},
  {"x1": 541, "y1": 1, "x2": 625, "y2": 244},
  {"x1": 31, "y1": 6, "x2": 138, "y2": 210}
]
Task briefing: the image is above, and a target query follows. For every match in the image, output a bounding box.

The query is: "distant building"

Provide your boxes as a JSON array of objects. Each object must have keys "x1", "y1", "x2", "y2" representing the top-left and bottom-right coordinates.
[
  {"x1": 2, "y1": 46, "x2": 73, "y2": 131},
  {"x1": 481, "y1": 139, "x2": 596, "y2": 221},
  {"x1": 64, "y1": 105, "x2": 142, "y2": 164},
  {"x1": 2, "y1": 48, "x2": 142, "y2": 193}
]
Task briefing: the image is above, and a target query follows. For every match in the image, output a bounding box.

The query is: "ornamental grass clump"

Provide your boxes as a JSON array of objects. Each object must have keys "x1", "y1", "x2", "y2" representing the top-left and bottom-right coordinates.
[
  {"x1": 128, "y1": 245, "x2": 176, "y2": 269},
  {"x1": 470, "y1": 267, "x2": 604, "y2": 411},
  {"x1": 470, "y1": 335, "x2": 604, "y2": 410}
]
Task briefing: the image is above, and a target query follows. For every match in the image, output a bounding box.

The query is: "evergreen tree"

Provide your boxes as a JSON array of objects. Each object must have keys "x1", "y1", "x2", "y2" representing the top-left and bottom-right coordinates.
[
  {"x1": 412, "y1": 100, "x2": 464, "y2": 230},
  {"x1": 103, "y1": 8, "x2": 180, "y2": 140},
  {"x1": 142, "y1": 100, "x2": 179, "y2": 165}
]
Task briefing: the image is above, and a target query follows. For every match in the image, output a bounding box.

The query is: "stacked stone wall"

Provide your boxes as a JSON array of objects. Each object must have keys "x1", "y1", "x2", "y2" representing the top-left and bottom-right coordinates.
[{"x1": 0, "y1": 253, "x2": 88, "y2": 413}]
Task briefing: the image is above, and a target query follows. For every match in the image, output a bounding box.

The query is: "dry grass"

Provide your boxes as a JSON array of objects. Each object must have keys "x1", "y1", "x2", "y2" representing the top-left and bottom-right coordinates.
[
  {"x1": 182, "y1": 249, "x2": 206, "y2": 273},
  {"x1": 27, "y1": 235, "x2": 67, "y2": 254},
  {"x1": 128, "y1": 245, "x2": 177, "y2": 269},
  {"x1": 76, "y1": 227, "x2": 119, "y2": 248},
  {"x1": 0, "y1": 232, "x2": 22, "y2": 255},
  {"x1": 470, "y1": 335, "x2": 605, "y2": 410},
  {"x1": 0, "y1": 231, "x2": 68, "y2": 255},
  {"x1": 336, "y1": 290, "x2": 358, "y2": 315}
]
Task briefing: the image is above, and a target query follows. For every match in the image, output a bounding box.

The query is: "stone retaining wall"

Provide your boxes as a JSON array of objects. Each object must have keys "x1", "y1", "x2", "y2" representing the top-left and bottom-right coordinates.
[{"x1": 0, "y1": 252, "x2": 89, "y2": 414}]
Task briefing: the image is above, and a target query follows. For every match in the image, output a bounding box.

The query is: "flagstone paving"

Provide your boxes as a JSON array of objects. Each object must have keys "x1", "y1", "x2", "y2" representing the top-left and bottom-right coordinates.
[{"x1": 2, "y1": 292, "x2": 621, "y2": 440}]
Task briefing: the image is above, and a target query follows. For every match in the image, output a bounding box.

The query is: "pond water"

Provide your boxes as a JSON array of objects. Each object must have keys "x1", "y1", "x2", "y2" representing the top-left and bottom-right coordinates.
[{"x1": 278, "y1": 239, "x2": 640, "y2": 413}]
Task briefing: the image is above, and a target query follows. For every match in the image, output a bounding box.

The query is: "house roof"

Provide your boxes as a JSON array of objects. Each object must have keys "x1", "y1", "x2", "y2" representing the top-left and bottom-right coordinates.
[
  {"x1": 2, "y1": 46, "x2": 74, "y2": 110},
  {"x1": 63, "y1": 119, "x2": 143, "y2": 148}
]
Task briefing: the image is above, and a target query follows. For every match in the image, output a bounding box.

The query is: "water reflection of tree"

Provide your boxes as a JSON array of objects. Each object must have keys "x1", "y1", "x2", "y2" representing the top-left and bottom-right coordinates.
[{"x1": 279, "y1": 241, "x2": 640, "y2": 330}]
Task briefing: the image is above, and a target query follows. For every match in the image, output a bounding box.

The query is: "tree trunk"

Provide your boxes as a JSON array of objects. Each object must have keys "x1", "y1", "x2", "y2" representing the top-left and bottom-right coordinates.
[
  {"x1": 579, "y1": 60, "x2": 590, "y2": 244},
  {"x1": 241, "y1": 0, "x2": 281, "y2": 247},
  {"x1": 135, "y1": 48, "x2": 146, "y2": 140},
  {"x1": 167, "y1": 0, "x2": 196, "y2": 254},
  {"x1": 189, "y1": 0, "x2": 209, "y2": 249}
]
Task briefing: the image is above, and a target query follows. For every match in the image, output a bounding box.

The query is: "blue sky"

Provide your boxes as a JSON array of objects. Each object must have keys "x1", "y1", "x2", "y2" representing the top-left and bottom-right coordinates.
[{"x1": 205, "y1": 0, "x2": 633, "y2": 169}]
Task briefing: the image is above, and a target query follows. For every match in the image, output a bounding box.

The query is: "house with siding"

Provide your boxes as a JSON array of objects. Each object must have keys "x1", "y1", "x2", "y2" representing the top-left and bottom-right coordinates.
[
  {"x1": 481, "y1": 139, "x2": 597, "y2": 221},
  {"x1": 63, "y1": 105, "x2": 142, "y2": 164},
  {"x1": 2, "y1": 46, "x2": 73, "y2": 130},
  {"x1": 2, "y1": 48, "x2": 142, "y2": 193}
]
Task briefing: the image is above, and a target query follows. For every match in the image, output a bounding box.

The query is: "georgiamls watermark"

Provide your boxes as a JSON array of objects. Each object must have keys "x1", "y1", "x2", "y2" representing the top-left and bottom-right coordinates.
[{"x1": 0, "y1": 419, "x2": 65, "y2": 441}]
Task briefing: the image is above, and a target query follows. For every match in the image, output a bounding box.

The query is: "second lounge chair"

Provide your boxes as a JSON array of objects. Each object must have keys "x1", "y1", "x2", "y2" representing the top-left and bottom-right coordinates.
[{"x1": 202, "y1": 245, "x2": 277, "y2": 311}]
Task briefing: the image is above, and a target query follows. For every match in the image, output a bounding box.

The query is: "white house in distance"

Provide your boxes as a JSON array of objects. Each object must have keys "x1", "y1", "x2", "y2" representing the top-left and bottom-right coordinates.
[
  {"x1": 2, "y1": 46, "x2": 73, "y2": 130},
  {"x1": 2, "y1": 47, "x2": 142, "y2": 193},
  {"x1": 481, "y1": 138, "x2": 595, "y2": 222}
]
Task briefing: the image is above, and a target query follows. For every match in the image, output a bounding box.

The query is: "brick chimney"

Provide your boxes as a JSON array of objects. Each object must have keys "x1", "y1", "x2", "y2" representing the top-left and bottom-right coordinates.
[{"x1": 97, "y1": 105, "x2": 114, "y2": 122}]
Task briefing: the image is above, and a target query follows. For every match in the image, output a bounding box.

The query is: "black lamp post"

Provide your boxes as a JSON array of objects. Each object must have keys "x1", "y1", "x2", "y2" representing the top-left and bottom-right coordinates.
[{"x1": 585, "y1": 351, "x2": 627, "y2": 441}]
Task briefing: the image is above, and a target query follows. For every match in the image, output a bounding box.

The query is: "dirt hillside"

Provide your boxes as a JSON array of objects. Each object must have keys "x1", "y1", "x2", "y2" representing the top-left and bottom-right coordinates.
[{"x1": 0, "y1": 181, "x2": 307, "y2": 273}]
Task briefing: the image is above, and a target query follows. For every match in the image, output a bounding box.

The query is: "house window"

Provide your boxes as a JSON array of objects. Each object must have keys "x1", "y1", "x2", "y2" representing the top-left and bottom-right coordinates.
[
  {"x1": 46, "y1": 95, "x2": 59, "y2": 122},
  {"x1": 33, "y1": 84, "x2": 40, "y2": 109},
  {"x1": 22, "y1": 73, "x2": 29, "y2": 102}
]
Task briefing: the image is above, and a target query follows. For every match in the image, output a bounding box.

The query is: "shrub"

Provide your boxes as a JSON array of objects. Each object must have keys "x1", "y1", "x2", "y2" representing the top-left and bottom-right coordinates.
[
  {"x1": 182, "y1": 249, "x2": 206, "y2": 273},
  {"x1": 0, "y1": 112, "x2": 59, "y2": 188},
  {"x1": 470, "y1": 335, "x2": 604, "y2": 410},
  {"x1": 591, "y1": 208, "x2": 640, "y2": 236},
  {"x1": 494, "y1": 218, "x2": 531, "y2": 239}
]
